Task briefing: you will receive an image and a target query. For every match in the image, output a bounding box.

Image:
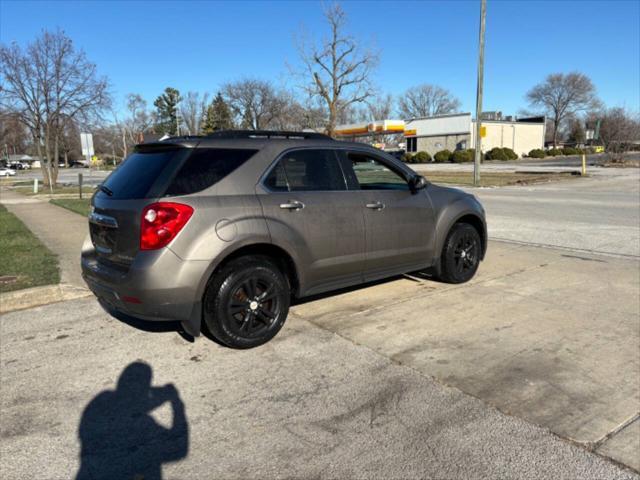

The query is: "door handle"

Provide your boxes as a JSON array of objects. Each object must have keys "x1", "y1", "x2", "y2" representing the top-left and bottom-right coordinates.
[
  {"x1": 365, "y1": 201, "x2": 385, "y2": 210},
  {"x1": 280, "y1": 200, "x2": 305, "y2": 210}
]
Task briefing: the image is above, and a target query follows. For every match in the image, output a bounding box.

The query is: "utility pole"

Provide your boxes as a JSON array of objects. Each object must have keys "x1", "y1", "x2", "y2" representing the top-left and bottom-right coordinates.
[{"x1": 473, "y1": 0, "x2": 487, "y2": 186}]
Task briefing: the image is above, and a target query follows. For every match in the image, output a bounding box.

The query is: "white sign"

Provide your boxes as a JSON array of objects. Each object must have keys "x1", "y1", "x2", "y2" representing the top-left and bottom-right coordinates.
[{"x1": 80, "y1": 133, "x2": 94, "y2": 157}]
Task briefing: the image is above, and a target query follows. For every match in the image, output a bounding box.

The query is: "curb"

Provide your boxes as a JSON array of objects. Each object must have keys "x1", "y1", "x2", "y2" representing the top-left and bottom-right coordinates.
[{"x1": 0, "y1": 284, "x2": 92, "y2": 314}]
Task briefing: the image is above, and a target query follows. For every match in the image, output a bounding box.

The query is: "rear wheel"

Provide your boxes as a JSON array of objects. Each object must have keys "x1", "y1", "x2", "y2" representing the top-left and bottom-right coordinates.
[
  {"x1": 439, "y1": 223, "x2": 481, "y2": 284},
  {"x1": 203, "y1": 256, "x2": 290, "y2": 349}
]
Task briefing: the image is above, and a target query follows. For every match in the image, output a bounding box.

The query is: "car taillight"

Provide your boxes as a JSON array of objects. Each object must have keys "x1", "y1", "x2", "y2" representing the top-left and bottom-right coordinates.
[{"x1": 140, "y1": 202, "x2": 194, "y2": 250}]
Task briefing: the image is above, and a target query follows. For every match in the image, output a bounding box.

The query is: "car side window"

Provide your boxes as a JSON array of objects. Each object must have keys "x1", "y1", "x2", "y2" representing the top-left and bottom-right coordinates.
[
  {"x1": 348, "y1": 152, "x2": 409, "y2": 191},
  {"x1": 265, "y1": 149, "x2": 346, "y2": 192}
]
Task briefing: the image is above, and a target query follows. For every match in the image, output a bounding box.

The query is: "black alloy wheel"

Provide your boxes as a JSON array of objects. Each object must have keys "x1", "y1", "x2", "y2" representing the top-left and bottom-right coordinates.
[
  {"x1": 204, "y1": 256, "x2": 290, "y2": 348},
  {"x1": 439, "y1": 223, "x2": 481, "y2": 284}
]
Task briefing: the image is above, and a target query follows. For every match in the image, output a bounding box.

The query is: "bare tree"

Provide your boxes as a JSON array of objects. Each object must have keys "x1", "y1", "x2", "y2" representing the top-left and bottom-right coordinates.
[
  {"x1": 180, "y1": 91, "x2": 209, "y2": 135},
  {"x1": 526, "y1": 72, "x2": 599, "y2": 147},
  {"x1": 397, "y1": 84, "x2": 461, "y2": 119},
  {"x1": 295, "y1": 3, "x2": 378, "y2": 136},
  {"x1": 0, "y1": 110, "x2": 29, "y2": 155},
  {"x1": 222, "y1": 78, "x2": 288, "y2": 130},
  {"x1": 596, "y1": 107, "x2": 640, "y2": 160},
  {"x1": 0, "y1": 30, "x2": 110, "y2": 185}
]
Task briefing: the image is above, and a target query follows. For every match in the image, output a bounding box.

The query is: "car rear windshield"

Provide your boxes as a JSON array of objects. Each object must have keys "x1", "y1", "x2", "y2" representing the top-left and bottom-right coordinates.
[
  {"x1": 98, "y1": 148, "x2": 185, "y2": 199},
  {"x1": 164, "y1": 148, "x2": 257, "y2": 196}
]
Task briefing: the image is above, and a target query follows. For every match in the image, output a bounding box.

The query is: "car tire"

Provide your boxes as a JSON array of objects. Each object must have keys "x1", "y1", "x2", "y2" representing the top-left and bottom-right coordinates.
[
  {"x1": 203, "y1": 255, "x2": 290, "y2": 349},
  {"x1": 438, "y1": 223, "x2": 481, "y2": 284}
]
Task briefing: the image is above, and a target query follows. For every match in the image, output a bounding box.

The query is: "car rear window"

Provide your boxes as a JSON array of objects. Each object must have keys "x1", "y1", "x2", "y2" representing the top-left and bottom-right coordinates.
[
  {"x1": 164, "y1": 148, "x2": 257, "y2": 196},
  {"x1": 99, "y1": 149, "x2": 184, "y2": 199}
]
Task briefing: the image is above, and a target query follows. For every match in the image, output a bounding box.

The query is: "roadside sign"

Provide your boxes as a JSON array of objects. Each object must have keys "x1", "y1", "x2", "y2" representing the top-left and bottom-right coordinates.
[
  {"x1": 480, "y1": 126, "x2": 487, "y2": 138},
  {"x1": 80, "y1": 133, "x2": 94, "y2": 157}
]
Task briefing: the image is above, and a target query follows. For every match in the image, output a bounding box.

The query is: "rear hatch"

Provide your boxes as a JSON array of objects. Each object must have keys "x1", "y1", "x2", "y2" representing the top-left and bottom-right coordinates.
[{"x1": 89, "y1": 145, "x2": 192, "y2": 269}]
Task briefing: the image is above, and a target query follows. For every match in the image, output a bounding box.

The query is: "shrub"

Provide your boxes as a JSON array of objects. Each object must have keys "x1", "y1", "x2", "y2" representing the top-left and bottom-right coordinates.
[
  {"x1": 433, "y1": 149, "x2": 452, "y2": 163},
  {"x1": 412, "y1": 151, "x2": 432, "y2": 163},
  {"x1": 402, "y1": 153, "x2": 414, "y2": 163},
  {"x1": 561, "y1": 147, "x2": 579, "y2": 156},
  {"x1": 450, "y1": 149, "x2": 474, "y2": 163},
  {"x1": 485, "y1": 147, "x2": 509, "y2": 161},
  {"x1": 527, "y1": 148, "x2": 546, "y2": 158},
  {"x1": 547, "y1": 148, "x2": 562, "y2": 156},
  {"x1": 503, "y1": 147, "x2": 518, "y2": 160}
]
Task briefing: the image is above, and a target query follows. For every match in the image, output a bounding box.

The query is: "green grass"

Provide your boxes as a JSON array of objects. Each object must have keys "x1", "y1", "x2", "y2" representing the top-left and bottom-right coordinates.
[
  {"x1": 425, "y1": 171, "x2": 579, "y2": 187},
  {"x1": 0, "y1": 205, "x2": 60, "y2": 293},
  {"x1": 49, "y1": 198, "x2": 91, "y2": 217}
]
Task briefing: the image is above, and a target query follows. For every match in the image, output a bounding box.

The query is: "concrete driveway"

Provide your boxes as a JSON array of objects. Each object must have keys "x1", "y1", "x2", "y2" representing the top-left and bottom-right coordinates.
[{"x1": 1, "y1": 240, "x2": 638, "y2": 479}]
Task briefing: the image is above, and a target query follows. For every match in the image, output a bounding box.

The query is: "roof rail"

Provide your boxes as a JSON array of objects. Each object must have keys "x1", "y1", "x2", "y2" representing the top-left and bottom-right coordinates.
[{"x1": 205, "y1": 130, "x2": 332, "y2": 141}]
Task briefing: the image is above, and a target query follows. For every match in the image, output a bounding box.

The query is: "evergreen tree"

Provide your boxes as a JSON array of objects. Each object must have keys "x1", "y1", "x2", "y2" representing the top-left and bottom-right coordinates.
[
  {"x1": 201, "y1": 92, "x2": 234, "y2": 133},
  {"x1": 153, "y1": 87, "x2": 181, "y2": 135}
]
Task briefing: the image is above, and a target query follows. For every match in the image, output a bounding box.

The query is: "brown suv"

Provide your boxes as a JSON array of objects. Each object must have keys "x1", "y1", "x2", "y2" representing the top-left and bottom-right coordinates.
[{"x1": 82, "y1": 131, "x2": 487, "y2": 348}]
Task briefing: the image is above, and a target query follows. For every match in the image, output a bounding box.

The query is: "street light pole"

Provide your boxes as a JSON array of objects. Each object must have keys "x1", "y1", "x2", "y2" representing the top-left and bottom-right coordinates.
[{"x1": 473, "y1": 0, "x2": 487, "y2": 186}]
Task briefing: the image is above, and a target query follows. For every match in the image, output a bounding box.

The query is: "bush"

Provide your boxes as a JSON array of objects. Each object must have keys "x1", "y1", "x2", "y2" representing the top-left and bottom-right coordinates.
[
  {"x1": 402, "y1": 153, "x2": 414, "y2": 163},
  {"x1": 485, "y1": 147, "x2": 511, "y2": 161},
  {"x1": 527, "y1": 148, "x2": 546, "y2": 158},
  {"x1": 503, "y1": 147, "x2": 518, "y2": 160},
  {"x1": 547, "y1": 148, "x2": 562, "y2": 156},
  {"x1": 450, "y1": 149, "x2": 474, "y2": 163},
  {"x1": 561, "y1": 147, "x2": 579, "y2": 156},
  {"x1": 412, "y1": 151, "x2": 431, "y2": 163},
  {"x1": 433, "y1": 149, "x2": 452, "y2": 163}
]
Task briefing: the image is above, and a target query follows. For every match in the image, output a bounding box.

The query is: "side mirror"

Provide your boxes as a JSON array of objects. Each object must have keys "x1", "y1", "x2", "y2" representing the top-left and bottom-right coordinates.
[{"x1": 410, "y1": 175, "x2": 428, "y2": 193}]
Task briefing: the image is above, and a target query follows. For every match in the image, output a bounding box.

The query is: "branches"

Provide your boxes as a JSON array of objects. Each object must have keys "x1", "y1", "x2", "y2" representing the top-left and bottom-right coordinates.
[
  {"x1": 0, "y1": 29, "x2": 111, "y2": 184},
  {"x1": 294, "y1": 3, "x2": 379, "y2": 136},
  {"x1": 526, "y1": 72, "x2": 599, "y2": 146},
  {"x1": 398, "y1": 84, "x2": 461, "y2": 119}
]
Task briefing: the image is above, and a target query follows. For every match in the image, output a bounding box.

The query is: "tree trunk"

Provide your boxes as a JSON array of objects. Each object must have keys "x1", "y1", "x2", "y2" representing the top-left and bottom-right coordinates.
[{"x1": 327, "y1": 103, "x2": 337, "y2": 137}]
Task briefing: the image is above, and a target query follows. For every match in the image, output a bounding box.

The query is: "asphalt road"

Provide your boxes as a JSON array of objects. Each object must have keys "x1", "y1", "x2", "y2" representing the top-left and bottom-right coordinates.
[{"x1": 466, "y1": 168, "x2": 640, "y2": 257}]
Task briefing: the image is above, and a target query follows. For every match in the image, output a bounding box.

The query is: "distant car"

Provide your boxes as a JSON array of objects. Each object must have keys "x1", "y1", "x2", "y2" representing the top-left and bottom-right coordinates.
[
  {"x1": 70, "y1": 161, "x2": 89, "y2": 168},
  {"x1": 9, "y1": 162, "x2": 28, "y2": 170},
  {"x1": 0, "y1": 167, "x2": 16, "y2": 177}
]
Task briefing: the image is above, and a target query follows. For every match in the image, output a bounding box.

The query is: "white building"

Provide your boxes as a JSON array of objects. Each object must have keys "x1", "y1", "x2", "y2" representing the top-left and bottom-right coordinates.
[{"x1": 404, "y1": 113, "x2": 546, "y2": 158}]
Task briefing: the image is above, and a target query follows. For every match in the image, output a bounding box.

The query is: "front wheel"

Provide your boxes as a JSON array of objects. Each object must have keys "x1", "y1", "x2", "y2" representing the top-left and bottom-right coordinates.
[
  {"x1": 203, "y1": 256, "x2": 290, "y2": 349},
  {"x1": 438, "y1": 223, "x2": 481, "y2": 284}
]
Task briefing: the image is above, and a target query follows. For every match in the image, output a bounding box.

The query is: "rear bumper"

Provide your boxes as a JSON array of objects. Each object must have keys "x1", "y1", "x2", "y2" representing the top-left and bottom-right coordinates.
[{"x1": 81, "y1": 236, "x2": 209, "y2": 334}]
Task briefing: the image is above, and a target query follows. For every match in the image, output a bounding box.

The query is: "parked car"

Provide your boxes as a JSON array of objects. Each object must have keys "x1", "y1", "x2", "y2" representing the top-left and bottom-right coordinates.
[
  {"x1": 70, "y1": 161, "x2": 89, "y2": 168},
  {"x1": 0, "y1": 167, "x2": 16, "y2": 177},
  {"x1": 82, "y1": 130, "x2": 487, "y2": 348},
  {"x1": 9, "y1": 162, "x2": 29, "y2": 170}
]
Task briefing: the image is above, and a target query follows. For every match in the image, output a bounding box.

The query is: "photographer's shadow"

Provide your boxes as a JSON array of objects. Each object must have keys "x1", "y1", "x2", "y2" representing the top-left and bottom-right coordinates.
[{"x1": 76, "y1": 362, "x2": 189, "y2": 480}]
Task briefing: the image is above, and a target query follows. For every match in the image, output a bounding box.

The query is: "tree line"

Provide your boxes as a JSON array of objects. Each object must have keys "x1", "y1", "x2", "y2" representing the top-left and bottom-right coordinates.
[{"x1": 1, "y1": 3, "x2": 638, "y2": 184}]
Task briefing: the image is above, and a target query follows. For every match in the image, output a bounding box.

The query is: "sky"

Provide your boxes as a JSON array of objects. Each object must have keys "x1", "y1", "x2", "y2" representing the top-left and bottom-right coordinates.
[{"x1": 1, "y1": 0, "x2": 639, "y2": 118}]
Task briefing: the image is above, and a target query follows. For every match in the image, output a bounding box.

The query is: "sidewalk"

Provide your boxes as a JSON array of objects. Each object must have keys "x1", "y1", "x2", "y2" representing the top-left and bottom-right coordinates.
[{"x1": 0, "y1": 188, "x2": 88, "y2": 288}]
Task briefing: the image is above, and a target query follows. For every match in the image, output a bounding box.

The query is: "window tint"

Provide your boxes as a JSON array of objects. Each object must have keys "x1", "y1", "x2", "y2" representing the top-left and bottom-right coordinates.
[
  {"x1": 165, "y1": 148, "x2": 257, "y2": 196},
  {"x1": 348, "y1": 153, "x2": 409, "y2": 191},
  {"x1": 264, "y1": 161, "x2": 288, "y2": 192},
  {"x1": 406, "y1": 137, "x2": 417, "y2": 153},
  {"x1": 100, "y1": 149, "x2": 183, "y2": 199},
  {"x1": 266, "y1": 149, "x2": 346, "y2": 192}
]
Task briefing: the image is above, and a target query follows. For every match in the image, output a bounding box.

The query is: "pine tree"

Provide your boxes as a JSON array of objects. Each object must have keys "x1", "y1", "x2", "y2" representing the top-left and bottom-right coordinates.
[
  {"x1": 201, "y1": 92, "x2": 234, "y2": 134},
  {"x1": 153, "y1": 87, "x2": 181, "y2": 135}
]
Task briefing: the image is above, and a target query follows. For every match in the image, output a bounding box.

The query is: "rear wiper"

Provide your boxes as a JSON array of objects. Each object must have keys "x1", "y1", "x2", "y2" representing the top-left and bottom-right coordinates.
[{"x1": 99, "y1": 185, "x2": 113, "y2": 196}]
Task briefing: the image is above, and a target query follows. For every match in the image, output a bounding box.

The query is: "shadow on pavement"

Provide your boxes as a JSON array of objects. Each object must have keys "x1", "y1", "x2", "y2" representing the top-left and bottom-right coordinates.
[{"x1": 76, "y1": 362, "x2": 189, "y2": 480}]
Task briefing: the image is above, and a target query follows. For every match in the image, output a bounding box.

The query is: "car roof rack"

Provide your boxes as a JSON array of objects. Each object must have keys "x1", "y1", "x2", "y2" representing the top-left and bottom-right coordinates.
[{"x1": 205, "y1": 130, "x2": 333, "y2": 141}]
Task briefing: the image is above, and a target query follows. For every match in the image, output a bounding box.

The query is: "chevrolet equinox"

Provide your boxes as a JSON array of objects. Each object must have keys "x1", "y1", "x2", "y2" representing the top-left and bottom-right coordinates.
[{"x1": 82, "y1": 130, "x2": 487, "y2": 348}]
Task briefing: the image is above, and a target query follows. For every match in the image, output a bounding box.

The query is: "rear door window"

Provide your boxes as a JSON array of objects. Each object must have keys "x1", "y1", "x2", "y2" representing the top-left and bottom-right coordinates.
[
  {"x1": 99, "y1": 149, "x2": 185, "y2": 199},
  {"x1": 264, "y1": 149, "x2": 346, "y2": 192},
  {"x1": 165, "y1": 148, "x2": 257, "y2": 196}
]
